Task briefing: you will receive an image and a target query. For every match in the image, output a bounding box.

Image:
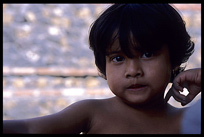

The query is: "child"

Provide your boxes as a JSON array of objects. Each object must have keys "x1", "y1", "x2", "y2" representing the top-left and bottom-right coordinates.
[{"x1": 3, "y1": 4, "x2": 200, "y2": 134}]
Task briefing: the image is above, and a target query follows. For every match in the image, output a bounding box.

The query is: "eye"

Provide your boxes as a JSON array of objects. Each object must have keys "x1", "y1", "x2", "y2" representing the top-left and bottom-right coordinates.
[
  {"x1": 112, "y1": 56, "x2": 125, "y2": 62},
  {"x1": 141, "y1": 52, "x2": 154, "y2": 58}
]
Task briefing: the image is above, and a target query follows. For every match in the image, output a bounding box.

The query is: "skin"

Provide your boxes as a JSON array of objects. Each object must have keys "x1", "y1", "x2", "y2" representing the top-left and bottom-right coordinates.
[
  {"x1": 165, "y1": 68, "x2": 201, "y2": 106},
  {"x1": 89, "y1": 39, "x2": 185, "y2": 133},
  {"x1": 3, "y1": 39, "x2": 201, "y2": 134},
  {"x1": 105, "y1": 39, "x2": 172, "y2": 109}
]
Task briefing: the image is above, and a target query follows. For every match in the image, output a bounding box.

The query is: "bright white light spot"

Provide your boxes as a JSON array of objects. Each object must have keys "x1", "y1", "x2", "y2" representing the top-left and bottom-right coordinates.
[
  {"x1": 180, "y1": 88, "x2": 189, "y2": 96},
  {"x1": 3, "y1": 91, "x2": 12, "y2": 98},
  {"x1": 22, "y1": 24, "x2": 31, "y2": 32},
  {"x1": 62, "y1": 88, "x2": 85, "y2": 96},
  {"x1": 53, "y1": 8, "x2": 63, "y2": 16},
  {"x1": 48, "y1": 27, "x2": 60, "y2": 35},
  {"x1": 26, "y1": 51, "x2": 40, "y2": 62}
]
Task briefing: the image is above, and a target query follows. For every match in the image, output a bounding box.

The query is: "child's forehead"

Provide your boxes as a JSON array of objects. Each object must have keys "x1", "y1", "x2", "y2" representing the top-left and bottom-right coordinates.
[
  {"x1": 106, "y1": 37, "x2": 142, "y2": 54},
  {"x1": 105, "y1": 27, "x2": 165, "y2": 58},
  {"x1": 107, "y1": 39, "x2": 121, "y2": 52}
]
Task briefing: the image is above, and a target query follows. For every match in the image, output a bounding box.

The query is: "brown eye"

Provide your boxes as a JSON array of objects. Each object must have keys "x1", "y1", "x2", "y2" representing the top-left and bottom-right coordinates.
[
  {"x1": 112, "y1": 56, "x2": 125, "y2": 62},
  {"x1": 141, "y1": 52, "x2": 153, "y2": 58}
]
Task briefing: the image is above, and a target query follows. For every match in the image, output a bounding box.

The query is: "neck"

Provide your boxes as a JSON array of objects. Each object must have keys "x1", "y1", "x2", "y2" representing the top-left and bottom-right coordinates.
[{"x1": 115, "y1": 94, "x2": 168, "y2": 115}]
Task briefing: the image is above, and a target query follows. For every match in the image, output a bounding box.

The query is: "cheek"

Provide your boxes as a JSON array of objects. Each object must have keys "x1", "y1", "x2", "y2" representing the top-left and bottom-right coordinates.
[
  {"x1": 145, "y1": 59, "x2": 172, "y2": 89},
  {"x1": 106, "y1": 65, "x2": 123, "y2": 92},
  {"x1": 106, "y1": 75, "x2": 117, "y2": 95},
  {"x1": 106, "y1": 68, "x2": 116, "y2": 87}
]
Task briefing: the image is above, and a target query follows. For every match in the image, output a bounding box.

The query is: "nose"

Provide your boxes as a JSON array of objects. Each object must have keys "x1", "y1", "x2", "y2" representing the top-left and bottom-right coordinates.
[{"x1": 125, "y1": 59, "x2": 143, "y2": 78}]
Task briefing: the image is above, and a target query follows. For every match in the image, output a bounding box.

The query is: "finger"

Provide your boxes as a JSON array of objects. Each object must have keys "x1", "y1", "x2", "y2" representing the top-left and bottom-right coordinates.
[
  {"x1": 169, "y1": 86, "x2": 187, "y2": 105},
  {"x1": 182, "y1": 93, "x2": 197, "y2": 106},
  {"x1": 172, "y1": 82, "x2": 183, "y2": 92},
  {"x1": 165, "y1": 86, "x2": 184, "y2": 103},
  {"x1": 164, "y1": 87, "x2": 173, "y2": 103},
  {"x1": 172, "y1": 94, "x2": 187, "y2": 105},
  {"x1": 172, "y1": 88, "x2": 186, "y2": 101}
]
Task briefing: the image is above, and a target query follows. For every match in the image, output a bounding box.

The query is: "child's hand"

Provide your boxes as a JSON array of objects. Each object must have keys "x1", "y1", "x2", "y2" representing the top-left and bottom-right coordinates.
[{"x1": 165, "y1": 68, "x2": 201, "y2": 106}]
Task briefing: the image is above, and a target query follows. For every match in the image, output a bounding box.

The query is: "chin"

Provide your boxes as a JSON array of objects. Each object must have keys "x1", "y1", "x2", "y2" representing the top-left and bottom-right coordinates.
[{"x1": 121, "y1": 96, "x2": 150, "y2": 107}]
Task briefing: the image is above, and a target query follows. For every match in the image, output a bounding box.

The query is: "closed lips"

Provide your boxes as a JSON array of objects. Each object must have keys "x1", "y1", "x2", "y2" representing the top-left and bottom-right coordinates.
[{"x1": 128, "y1": 84, "x2": 146, "y2": 89}]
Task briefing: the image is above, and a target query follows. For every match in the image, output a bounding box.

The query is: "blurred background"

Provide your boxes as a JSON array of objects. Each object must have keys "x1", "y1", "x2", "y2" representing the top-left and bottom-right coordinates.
[{"x1": 3, "y1": 4, "x2": 201, "y2": 120}]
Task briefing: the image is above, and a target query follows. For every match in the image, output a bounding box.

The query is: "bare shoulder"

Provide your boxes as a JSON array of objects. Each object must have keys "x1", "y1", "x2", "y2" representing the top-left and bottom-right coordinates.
[
  {"x1": 62, "y1": 98, "x2": 112, "y2": 113},
  {"x1": 25, "y1": 98, "x2": 112, "y2": 134},
  {"x1": 69, "y1": 98, "x2": 108, "y2": 107}
]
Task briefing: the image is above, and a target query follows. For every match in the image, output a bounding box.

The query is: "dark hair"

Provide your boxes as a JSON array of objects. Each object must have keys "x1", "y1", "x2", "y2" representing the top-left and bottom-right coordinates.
[{"x1": 89, "y1": 4, "x2": 194, "y2": 81}]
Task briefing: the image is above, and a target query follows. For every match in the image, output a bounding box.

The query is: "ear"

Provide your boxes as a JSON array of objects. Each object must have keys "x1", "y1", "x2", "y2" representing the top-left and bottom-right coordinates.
[
  {"x1": 174, "y1": 66, "x2": 180, "y2": 72},
  {"x1": 170, "y1": 66, "x2": 180, "y2": 83}
]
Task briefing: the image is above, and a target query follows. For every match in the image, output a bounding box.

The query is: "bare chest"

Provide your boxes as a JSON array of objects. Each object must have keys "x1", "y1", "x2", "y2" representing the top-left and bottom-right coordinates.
[{"x1": 87, "y1": 112, "x2": 181, "y2": 134}]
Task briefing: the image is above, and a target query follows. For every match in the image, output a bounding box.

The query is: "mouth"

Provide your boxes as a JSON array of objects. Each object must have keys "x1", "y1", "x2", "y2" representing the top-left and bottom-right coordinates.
[{"x1": 127, "y1": 84, "x2": 147, "y2": 92}]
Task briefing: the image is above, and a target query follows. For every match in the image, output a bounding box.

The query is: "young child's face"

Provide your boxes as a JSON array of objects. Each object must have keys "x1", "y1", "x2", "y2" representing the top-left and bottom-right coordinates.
[{"x1": 105, "y1": 39, "x2": 172, "y2": 106}]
